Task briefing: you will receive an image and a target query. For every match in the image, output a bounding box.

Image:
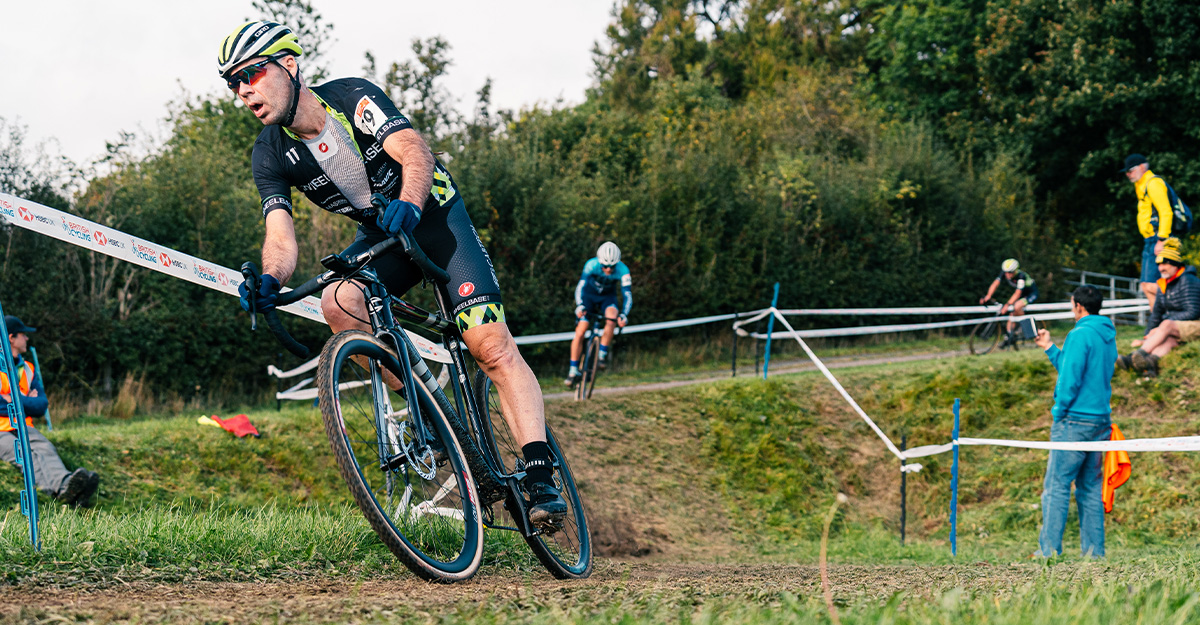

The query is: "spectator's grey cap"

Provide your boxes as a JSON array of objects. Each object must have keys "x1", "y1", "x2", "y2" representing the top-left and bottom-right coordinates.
[
  {"x1": 4, "y1": 316, "x2": 36, "y2": 334},
  {"x1": 1120, "y1": 153, "x2": 1148, "y2": 173}
]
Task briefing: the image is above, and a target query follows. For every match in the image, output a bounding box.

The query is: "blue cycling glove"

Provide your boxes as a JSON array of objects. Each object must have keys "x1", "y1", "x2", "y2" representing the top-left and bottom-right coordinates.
[
  {"x1": 378, "y1": 199, "x2": 422, "y2": 236},
  {"x1": 238, "y1": 273, "x2": 281, "y2": 314}
]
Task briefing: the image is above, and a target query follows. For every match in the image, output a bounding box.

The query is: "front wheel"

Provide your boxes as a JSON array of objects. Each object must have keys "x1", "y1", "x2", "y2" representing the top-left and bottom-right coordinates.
[
  {"x1": 968, "y1": 318, "x2": 1002, "y2": 355},
  {"x1": 476, "y1": 371, "x2": 592, "y2": 579},
  {"x1": 318, "y1": 330, "x2": 484, "y2": 582}
]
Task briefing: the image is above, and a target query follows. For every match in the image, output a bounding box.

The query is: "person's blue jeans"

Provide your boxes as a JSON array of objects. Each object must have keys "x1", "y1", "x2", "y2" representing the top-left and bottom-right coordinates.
[
  {"x1": 1037, "y1": 418, "x2": 1111, "y2": 557},
  {"x1": 1141, "y1": 236, "x2": 1160, "y2": 283}
]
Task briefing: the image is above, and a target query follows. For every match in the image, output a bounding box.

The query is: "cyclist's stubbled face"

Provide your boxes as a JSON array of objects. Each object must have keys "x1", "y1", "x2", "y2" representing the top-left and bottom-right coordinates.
[{"x1": 231, "y1": 57, "x2": 294, "y2": 125}]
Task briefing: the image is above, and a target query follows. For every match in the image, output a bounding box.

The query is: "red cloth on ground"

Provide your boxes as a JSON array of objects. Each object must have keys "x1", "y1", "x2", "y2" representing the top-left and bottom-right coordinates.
[{"x1": 210, "y1": 414, "x2": 260, "y2": 438}]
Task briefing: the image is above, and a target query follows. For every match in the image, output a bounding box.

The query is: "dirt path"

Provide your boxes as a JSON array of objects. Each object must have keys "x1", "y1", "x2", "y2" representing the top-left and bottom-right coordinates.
[
  {"x1": 3, "y1": 560, "x2": 1048, "y2": 623},
  {"x1": 544, "y1": 350, "x2": 968, "y2": 401}
]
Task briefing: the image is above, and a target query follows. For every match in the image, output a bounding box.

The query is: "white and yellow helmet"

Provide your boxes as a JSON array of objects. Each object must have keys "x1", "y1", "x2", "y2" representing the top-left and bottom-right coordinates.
[
  {"x1": 1001, "y1": 258, "x2": 1020, "y2": 273},
  {"x1": 217, "y1": 21, "x2": 303, "y2": 77}
]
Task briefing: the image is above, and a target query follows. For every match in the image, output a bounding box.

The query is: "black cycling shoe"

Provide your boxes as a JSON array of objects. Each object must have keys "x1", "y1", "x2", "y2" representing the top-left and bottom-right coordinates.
[
  {"x1": 526, "y1": 481, "x2": 568, "y2": 529},
  {"x1": 598, "y1": 358, "x2": 608, "y2": 371},
  {"x1": 563, "y1": 374, "x2": 578, "y2": 388}
]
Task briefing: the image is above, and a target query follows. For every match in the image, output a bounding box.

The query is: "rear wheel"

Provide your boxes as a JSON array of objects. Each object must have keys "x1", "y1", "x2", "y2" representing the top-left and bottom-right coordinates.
[
  {"x1": 969, "y1": 319, "x2": 1002, "y2": 355},
  {"x1": 476, "y1": 371, "x2": 591, "y2": 579},
  {"x1": 318, "y1": 330, "x2": 484, "y2": 582}
]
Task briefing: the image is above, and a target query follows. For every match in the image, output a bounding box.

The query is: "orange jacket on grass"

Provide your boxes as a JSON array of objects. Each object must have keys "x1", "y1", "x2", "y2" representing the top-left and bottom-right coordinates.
[{"x1": 1104, "y1": 424, "x2": 1131, "y2": 514}]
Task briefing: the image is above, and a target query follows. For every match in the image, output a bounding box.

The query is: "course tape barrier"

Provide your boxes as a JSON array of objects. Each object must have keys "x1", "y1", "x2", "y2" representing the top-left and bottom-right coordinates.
[
  {"x1": 737, "y1": 305, "x2": 1150, "y2": 339},
  {"x1": 748, "y1": 307, "x2": 1194, "y2": 473},
  {"x1": 775, "y1": 300, "x2": 1145, "y2": 316},
  {"x1": 512, "y1": 311, "x2": 763, "y2": 345},
  {"x1": 0, "y1": 193, "x2": 450, "y2": 363}
]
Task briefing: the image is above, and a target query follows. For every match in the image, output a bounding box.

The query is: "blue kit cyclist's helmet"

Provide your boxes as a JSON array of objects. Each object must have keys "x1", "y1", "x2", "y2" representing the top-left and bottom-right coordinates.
[
  {"x1": 597, "y1": 242, "x2": 621, "y2": 266},
  {"x1": 1001, "y1": 258, "x2": 1019, "y2": 273}
]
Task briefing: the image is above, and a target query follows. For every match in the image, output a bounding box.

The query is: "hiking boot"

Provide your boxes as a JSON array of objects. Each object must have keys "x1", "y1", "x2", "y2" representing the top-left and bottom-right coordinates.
[
  {"x1": 526, "y1": 481, "x2": 568, "y2": 529},
  {"x1": 56, "y1": 469, "x2": 92, "y2": 505},
  {"x1": 1131, "y1": 349, "x2": 1153, "y2": 372},
  {"x1": 1116, "y1": 354, "x2": 1134, "y2": 371},
  {"x1": 75, "y1": 471, "x2": 100, "y2": 508},
  {"x1": 1142, "y1": 354, "x2": 1160, "y2": 379}
]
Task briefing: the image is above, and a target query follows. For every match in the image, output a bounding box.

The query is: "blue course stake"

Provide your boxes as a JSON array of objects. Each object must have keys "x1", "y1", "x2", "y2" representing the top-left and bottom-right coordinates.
[
  {"x1": 0, "y1": 306, "x2": 40, "y2": 550},
  {"x1": 763, "y1": 282, "x2": 780, "y2": 380},
  {"x1": 949, "y1": 397, "x2": 960, "y2": 557},
  {"x1": 28, "y1": 346, "x2": 49, "y2": 431}
]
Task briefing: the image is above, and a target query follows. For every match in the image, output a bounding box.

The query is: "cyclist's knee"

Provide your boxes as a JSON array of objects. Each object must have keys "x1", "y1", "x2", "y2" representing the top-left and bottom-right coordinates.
[
  {"x1": 466, "y1": 325, "x2": 519, "y2": 373},
  {"x1": 321, "y1": 283, "x2": 365, "y2": 332}
]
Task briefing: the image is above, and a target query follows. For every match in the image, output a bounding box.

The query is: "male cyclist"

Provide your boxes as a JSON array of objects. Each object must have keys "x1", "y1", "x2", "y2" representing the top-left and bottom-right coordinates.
[
  {"x1": 565, "y1": 242, "x2": 632, "y2": 386},
  {"x1": 979, "y1": 258, "x2": 1039, "y2": 348},
  {"x1": 218, "y1": 22, "x2": 565, "y2": 526}
]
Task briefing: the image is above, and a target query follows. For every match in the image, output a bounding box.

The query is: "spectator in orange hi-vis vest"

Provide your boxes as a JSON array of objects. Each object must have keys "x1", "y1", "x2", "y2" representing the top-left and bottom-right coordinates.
[{"x1": 0, "y1": 316, "x2": 99, "y2": 507}]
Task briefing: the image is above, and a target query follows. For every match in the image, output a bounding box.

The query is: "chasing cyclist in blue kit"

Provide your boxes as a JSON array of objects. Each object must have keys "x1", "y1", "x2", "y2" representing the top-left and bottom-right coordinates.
[{"x1": 565, "y1": 242, "x2": 632, "y2": 386}]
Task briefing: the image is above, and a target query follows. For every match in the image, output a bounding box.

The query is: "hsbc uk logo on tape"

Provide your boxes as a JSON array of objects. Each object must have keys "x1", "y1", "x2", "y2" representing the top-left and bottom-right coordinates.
[
  {"x1": 91, "y1": 229, "x2": 124, "y2": 250},
  {"x1": 193, "y1": 262, "x2": 218, "y2": 284},
  {"x1": 60, "y1": 217, "x2": 94, "y2": 243},
  {"x1": 158, "y1": 251, "x2": 187, "y2": 270}
]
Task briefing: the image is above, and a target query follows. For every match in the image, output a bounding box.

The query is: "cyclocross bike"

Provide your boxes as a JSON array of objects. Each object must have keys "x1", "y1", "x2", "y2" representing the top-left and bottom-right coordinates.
[
  {"x1": 968, "y1": 300, "x2": 1030, "y2": 355},
  {"x1": 242, "y1": 226, "x2": 591, "y2": 583},
  {"x1": 572, "y1": 312, "x2": 621, "y2": 401}
]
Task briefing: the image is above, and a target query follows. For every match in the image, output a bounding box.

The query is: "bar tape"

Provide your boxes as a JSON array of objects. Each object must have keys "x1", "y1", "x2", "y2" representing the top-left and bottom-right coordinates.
[{"x1": 0, "y1": 192, "x2": 450, "y2": 363}]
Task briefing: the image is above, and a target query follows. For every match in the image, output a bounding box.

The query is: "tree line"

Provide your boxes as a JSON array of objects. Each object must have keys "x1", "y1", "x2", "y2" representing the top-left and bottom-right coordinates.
[{"x1": 0, "y1": 0, "x2": 1190, "y2": 404}]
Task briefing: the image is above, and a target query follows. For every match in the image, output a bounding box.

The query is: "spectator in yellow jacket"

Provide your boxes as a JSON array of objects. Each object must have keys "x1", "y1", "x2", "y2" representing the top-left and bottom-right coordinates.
[{"x1": 1122, "y1": 154, "x2": 1174, "y2": 312}]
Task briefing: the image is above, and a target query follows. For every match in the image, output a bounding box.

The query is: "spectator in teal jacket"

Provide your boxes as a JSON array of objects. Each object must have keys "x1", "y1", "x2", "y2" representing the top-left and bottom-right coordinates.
[{"x1": 1033, "y1": 286, "x2": 1116, "y2": 557}]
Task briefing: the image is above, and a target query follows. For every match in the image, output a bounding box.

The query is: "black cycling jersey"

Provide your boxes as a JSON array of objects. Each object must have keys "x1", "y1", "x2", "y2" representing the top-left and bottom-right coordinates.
[
  {"x1": 250, "y1": 77, "x2": 458, "y2": 221},
  {"x1": 249, "y1": 77, "x2": 504, "y2": 332}
]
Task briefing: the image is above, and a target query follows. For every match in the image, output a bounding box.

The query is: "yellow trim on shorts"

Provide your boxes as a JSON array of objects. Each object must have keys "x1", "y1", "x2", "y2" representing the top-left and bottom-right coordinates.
[{"x1": 456, "y1": 303, "x2": 505, "y2": 333}]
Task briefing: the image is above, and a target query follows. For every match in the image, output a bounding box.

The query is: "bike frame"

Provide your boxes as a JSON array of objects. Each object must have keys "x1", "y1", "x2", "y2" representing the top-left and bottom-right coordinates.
[{"x1": 344, "y1": 266, "x2": 542, "y2": 537}]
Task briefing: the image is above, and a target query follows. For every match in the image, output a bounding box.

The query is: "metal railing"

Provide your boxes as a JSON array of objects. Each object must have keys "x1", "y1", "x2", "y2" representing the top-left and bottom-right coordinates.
[{"x1": 1060, "y1": 267, "x2": 1145, "y2": 325}]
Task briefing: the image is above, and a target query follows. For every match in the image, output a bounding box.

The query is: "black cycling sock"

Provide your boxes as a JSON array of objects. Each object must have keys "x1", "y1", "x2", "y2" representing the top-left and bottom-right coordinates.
[{"x1": 522, "y1": 441, "x2": 553, "y2": 486}]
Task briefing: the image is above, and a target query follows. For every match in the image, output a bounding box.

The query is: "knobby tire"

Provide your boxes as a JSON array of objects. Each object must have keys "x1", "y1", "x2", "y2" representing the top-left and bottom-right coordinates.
[{"x1": 317, "y1": 330, "x2": 484, "y2": 583}]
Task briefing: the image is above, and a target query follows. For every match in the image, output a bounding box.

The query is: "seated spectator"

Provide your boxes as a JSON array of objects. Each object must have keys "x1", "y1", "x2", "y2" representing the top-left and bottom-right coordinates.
[
  {"x1": 0, "y1": 316, "x2": 99, "y2": 507},
  {"x1": 1117, "y1": 239, "x2": 1200, "y2": 378}
]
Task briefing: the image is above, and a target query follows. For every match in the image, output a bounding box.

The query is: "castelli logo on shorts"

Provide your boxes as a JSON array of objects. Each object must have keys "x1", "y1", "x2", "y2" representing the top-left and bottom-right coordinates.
[{"x1": 458, "y1": 282, "x2": 475, "y2": 297}]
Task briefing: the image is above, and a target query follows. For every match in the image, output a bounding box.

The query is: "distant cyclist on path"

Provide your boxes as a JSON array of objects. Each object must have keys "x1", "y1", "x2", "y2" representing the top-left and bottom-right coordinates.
[
  {"x1": 980, "y1": 258, "x2": 1039, "y2": 348},
  {"x1": 217, "y1": 21, "x2": 565, "y2": 526},
  {"x1": 565, "y1": 242, "x2": 632, "y2": 386}
]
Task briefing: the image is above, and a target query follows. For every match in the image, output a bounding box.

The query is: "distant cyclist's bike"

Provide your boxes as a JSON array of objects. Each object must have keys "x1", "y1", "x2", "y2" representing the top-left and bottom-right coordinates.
[
  {"x1": 968, "y1": 301, "x2": 1028, "y2": 355},
  {"x1": 573, "y1": 312, "x2": 620, "y2": 401},
  {"x1": 242, "y1": 220, "x2": 590, "y2": 583}
]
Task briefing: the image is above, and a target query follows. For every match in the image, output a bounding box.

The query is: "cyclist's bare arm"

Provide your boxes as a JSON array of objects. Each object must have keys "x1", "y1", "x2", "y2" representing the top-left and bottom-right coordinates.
[
  {"x1": 382, "y1": 129, "x2": 435, "y2": 207},
  {"x1": 981, "y1": 278, "x2": 1000, "y2": 304},
  {"x1": 262, "y1": 209, "x2": 299, "y2": 283}
]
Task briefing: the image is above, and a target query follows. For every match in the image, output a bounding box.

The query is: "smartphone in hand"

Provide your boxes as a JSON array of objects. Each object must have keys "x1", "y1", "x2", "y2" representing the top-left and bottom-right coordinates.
[{"x1": 1019, "y1": 317, "x2": 1039, "y2": 340}]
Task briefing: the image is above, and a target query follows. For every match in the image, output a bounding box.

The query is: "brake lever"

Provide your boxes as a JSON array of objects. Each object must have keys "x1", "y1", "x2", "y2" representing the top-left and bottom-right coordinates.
[{"x1": 240, "y1": 262, "x2": 261, "y2": 332}]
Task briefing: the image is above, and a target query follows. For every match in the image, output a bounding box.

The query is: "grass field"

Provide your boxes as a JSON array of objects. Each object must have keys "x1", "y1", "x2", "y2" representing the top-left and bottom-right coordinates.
[{"x1": 4, "y1": 322, "x2": 1199, "y2": 623}]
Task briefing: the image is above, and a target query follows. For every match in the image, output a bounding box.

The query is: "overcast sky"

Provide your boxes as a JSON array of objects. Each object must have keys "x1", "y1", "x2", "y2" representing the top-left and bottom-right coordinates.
[{"x1": 1, "y1": 0, "x2": 615, "y2": 167}]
